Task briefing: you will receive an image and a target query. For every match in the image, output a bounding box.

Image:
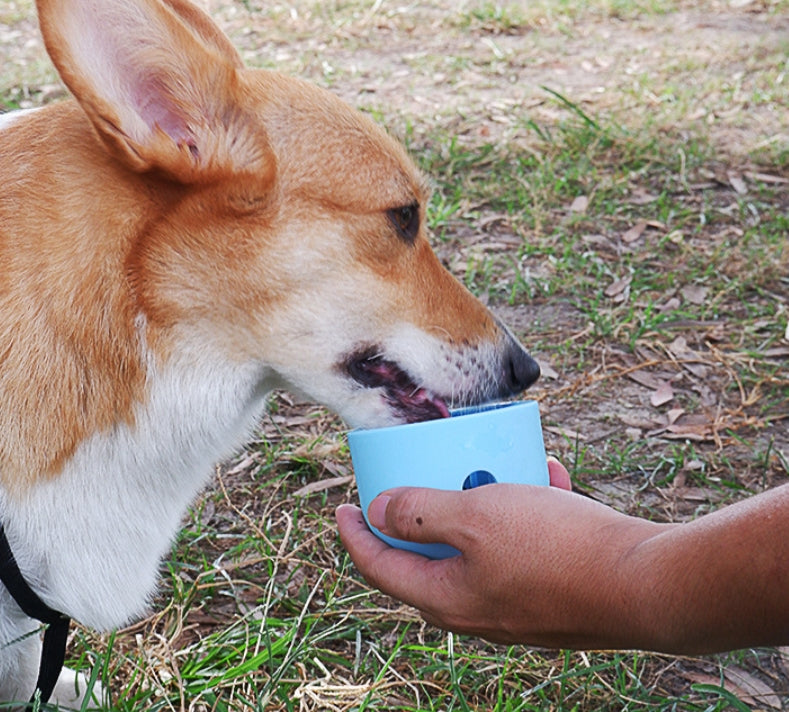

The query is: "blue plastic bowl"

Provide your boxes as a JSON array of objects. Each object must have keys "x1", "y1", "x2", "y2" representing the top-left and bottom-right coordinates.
[{"x1": 348, "y1": 400, "x2": 549, "y2": 559}]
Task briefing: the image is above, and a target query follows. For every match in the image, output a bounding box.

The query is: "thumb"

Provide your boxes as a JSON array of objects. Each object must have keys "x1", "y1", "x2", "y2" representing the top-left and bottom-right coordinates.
[
  {"x1": 547, "y1": 457, "x2": 572, "y2": 491},
  {"x1": 368, "y1": 487, "x2": 473, "y2": 546}
]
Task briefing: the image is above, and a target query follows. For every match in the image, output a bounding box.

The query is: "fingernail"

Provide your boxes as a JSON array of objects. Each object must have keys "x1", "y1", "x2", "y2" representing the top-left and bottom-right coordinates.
[{"x1": 367, "y1": 495, "x2": 391, "y2": 531}]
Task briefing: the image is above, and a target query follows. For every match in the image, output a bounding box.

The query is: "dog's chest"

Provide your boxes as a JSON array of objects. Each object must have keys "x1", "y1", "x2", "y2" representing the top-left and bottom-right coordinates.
[{"x1": 1, "y1": 349, "x2": 273, "y2": 630}]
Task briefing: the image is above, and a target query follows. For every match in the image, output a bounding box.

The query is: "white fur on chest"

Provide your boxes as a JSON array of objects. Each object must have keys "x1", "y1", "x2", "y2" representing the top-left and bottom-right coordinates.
[{"x1": 0, "y1": 338, "x2": 274, "y2": 630}]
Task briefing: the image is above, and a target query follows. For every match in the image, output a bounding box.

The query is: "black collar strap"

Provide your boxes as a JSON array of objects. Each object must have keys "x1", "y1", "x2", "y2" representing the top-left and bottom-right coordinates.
[{"x1": 0, "y1": 523, "x2": 71, "y2": 708}]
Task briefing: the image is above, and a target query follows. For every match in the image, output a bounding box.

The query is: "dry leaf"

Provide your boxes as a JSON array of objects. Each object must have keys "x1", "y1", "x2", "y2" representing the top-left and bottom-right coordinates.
[
  {"x1": 581, "y1": 233, "x2": 611, "y2": 247},
  {"x1": 199, "y1": 499, "x2": 216, "y2": 527},
  {"x1": 668, "y1": 336, "x2": 692, "y2": 357},
  {"x1": 668, "y1": 336, "x2": 709, "y2": 378},
  {"x1": 659, "y1": 296, "x2": 681, "y2": 311},
  {"x1": 621, "y1": 220, "x2": 647, "y2": 243},
  {"x1": 723, "y1": 666, "x2": 783, "y2": 709},
  {"x1": 618, "y1": 413, "x2": 661, "y2": 429},
  {"x1": 629, "y1": 189, "x2": 658, "y2": 204},
  {"x1": 224, "y1": 454, "x2": 259, "y2": 477},
  {"x1": 679, "y1": 671, "x2": 720, "y2": 688},
  {"x1": 626, "y1": 369, "x2": 663, "y2": 390},
  {"x1": 776, "y1": 646, "x2": 789, "y2": 677},
  {"x1": 570, "y1": 195, "x2": 589, "y2": 213},
  {"x1": 693, "y1": 383, "x2": 718, "y2": 407},
  {"x1": 765, "y1": 346, "x2": 789, "y2": 358},
  {"x1": 650, "y1": 380, "x2": 674, "y2": 407},
  {"x1": 681, "y1": 487, "x2": 723, "y2": 502},
  {"x1": 544, "y1": 425, "x2": 586, "y2": 441},
  {"x1": 321, "y1": 461, "x2": 351, "y2": 479},
  {"x1": 705, "y1": 323, "x2": 727, "y2": 341},
  {"x1": 744, "y1": 171, "x2": 789, "y2": 185},
  {"x1": 294, "y1": 475, "x2": 354, "y2": 497},
  {"x1": 536, "y1": 359, "x2": 560, "y2": 379},
  {"x1": 664, "y1": 422, "x2": 713, "y2": 441},
  {"x1": 605, "y1": 276, "x2": 631, "y2": 298},
  {"x1": 269, "y1": 414, "x2": 319, "y2": 426},
  {"x1": 727, "y1": 170, "x2": 748, "y2": 195},
  {"x1": 666, "y1": 407, "x2": 685, "y2": 425},
  {"x1": 681, "y1": 284, "x2": 708, "y2": 305}
]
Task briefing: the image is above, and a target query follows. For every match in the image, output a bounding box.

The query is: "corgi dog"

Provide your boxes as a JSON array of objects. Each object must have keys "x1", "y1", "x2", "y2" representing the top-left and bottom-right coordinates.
[{"x1": 0, "y1": 0, "x2": 539, "y2": 706}]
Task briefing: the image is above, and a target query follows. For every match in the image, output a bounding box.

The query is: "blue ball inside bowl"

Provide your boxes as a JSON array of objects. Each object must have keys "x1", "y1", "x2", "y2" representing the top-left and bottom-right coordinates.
[{"x1": 347, "y1": 401, "x2": 548, "y2": 559}]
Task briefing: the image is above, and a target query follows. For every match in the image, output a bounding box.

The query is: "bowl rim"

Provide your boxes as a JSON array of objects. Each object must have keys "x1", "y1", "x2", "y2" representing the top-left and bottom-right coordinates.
[{"x1": 347, "y1": 400, "x2": 539, "y2": 441}]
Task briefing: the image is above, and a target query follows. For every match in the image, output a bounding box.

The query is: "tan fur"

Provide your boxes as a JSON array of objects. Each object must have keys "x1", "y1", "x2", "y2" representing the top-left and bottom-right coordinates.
[{"x1": 0, "y1": 104, "x2": 147, "y2": 488}]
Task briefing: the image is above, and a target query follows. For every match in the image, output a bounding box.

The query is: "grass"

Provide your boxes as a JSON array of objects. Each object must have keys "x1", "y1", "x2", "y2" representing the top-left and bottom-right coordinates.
[{"x1": 3, "y1": 0, "x2": 789, "y2": 709}]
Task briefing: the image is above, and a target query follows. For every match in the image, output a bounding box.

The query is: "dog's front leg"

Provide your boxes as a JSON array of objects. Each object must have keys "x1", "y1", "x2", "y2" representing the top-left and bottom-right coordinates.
[
  {"x1": 0, "y1": 619, "x2": 102, "y2": 710},
  {"x1": 0, "y1": 622, "x2": 41, "y2": 707},
  {"x1": 51, "y1": 666, "x2": 104, "y2": 710}
]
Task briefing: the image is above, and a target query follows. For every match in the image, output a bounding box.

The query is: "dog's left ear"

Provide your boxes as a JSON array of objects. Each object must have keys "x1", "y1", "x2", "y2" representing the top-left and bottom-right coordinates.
[{"x1": 36, "y1": 0, "x2": 273, "y2": 184}]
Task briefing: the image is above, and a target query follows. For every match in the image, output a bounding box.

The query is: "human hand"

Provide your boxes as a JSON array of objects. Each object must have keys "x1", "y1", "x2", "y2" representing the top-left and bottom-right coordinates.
[{"x1": 336, "y1": 459, "x2": 664, "y2": 649}]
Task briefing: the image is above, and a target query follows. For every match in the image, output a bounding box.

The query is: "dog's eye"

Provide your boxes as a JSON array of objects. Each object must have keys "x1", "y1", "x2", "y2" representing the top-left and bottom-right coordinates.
[{"x1": 386, "y1": 203, "x2": 420, "y2": 243}]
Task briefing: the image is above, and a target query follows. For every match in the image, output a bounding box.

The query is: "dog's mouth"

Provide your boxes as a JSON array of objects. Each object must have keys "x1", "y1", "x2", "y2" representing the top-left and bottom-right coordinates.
[{"x1": 346, "y1": 350, "x2": 450, "y2": 424}]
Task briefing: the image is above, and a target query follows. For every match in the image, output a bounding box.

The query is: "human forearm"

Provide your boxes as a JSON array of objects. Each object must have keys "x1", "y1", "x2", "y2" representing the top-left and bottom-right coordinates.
[{"x1": 620, "y1": 483, "x2": 789, "y2": 654}]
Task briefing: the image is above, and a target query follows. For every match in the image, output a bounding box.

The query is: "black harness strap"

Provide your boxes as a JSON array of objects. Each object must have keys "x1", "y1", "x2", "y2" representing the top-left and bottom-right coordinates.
[{"x1": 0, "y1": 523, "x2": 71, "y2": 708}]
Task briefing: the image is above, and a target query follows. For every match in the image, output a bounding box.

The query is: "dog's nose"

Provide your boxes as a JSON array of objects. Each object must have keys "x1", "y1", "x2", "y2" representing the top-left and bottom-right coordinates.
[{"x1": 502, "y1": 342, "x2": 540, "y2": 395}]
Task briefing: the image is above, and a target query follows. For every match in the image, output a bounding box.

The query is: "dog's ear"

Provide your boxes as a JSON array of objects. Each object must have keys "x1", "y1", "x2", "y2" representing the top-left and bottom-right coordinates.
[
  {"x1": 157, "y1": 0, "x2": 245, "y2": 71},
  {"x1": 36, "y1": 0, "x2": 272, "y2": 184}
]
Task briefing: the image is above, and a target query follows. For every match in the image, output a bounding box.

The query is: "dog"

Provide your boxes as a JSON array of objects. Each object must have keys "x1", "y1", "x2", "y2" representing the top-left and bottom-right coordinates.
[{"x1": 0, "y1": 0, "x2": 539, "y2": 706}]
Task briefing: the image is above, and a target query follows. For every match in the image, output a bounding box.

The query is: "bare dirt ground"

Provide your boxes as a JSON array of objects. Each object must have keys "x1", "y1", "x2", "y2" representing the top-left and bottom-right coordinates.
[
  {"x1": 209, "y1": 0, "x2": 789, "y2": 160},
  {"x1": 5, "y1": 0, "x2": 787, "y2": 154}
]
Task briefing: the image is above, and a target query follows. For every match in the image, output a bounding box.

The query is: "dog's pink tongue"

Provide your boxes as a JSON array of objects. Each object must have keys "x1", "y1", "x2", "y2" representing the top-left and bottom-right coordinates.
[
  {"x1": 350, "y1": 355, "x2": 450, "y2": 422},
  {"x1": 400, "y1": 387, "x2": 450, "y2": 422}
]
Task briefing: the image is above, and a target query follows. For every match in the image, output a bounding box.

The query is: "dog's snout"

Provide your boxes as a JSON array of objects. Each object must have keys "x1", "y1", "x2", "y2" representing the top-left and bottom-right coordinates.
[{"x1": 502, "y1": 341, "x2": 540, "y2": 396}]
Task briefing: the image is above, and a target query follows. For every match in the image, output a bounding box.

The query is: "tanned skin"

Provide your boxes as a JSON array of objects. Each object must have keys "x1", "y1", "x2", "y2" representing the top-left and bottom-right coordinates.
[{"x1": 337, "y1": 459, "x2": 789, "y2": 654}]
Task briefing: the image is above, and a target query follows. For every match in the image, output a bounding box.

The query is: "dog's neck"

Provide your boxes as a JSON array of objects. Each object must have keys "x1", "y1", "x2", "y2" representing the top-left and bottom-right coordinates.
[{"x1": 0, "y1": 331, "x2": 277, "y2": 630}]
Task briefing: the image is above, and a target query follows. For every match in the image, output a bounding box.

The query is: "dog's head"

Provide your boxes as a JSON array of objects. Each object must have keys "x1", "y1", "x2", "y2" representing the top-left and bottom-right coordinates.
[{"x1": 36, "y1": 0, "x2": 539, "y2": 428}]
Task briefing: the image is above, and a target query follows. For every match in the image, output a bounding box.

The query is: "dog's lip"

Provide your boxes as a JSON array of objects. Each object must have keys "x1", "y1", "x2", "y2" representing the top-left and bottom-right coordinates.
[{"x1": 346, "y1": 350, "x2": 450, "y2": 424}]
